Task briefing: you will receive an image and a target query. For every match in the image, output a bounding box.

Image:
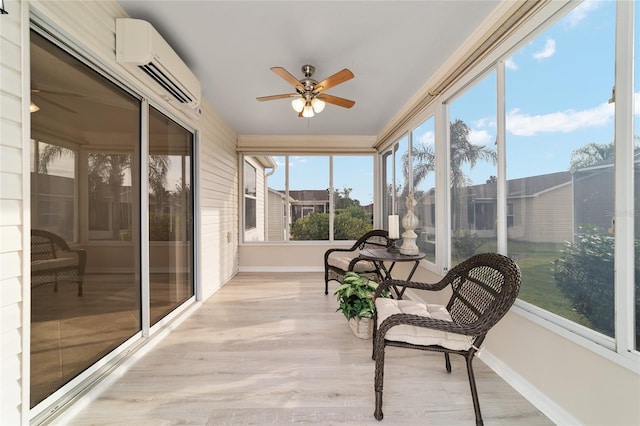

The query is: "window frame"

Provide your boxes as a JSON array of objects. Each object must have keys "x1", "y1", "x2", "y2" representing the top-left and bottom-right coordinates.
[
  {"x1": 240, "y1": 153, "x2": 376, "y2": 243},
  {"x1": 377, "y1": 0, "x2": 639, "y2": 369}
]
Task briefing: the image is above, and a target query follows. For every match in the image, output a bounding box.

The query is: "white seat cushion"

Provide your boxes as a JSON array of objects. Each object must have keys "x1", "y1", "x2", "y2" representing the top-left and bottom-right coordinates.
[
  {"x1": 375, "y1": 298, "x2": 473, "y2": 351},
  {"x1": 328, "y1": 254, "x2": 376, "y2": 273}
]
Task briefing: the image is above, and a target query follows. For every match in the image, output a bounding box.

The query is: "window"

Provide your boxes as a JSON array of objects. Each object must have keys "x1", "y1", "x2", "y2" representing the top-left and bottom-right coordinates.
[
  {"x1": 242, "y1": 154, "x2": 374, "y2": 242},
  {"x1": 244, "y1": 160, "x2": 257, "y2": 230},
  {"x1": 412, "y1": 117, "x2": 436, "y2": 262},
  {"x1": 332, "y1": 156, "x2": 374, "y2": 240},
  {"x1": 30, "y1": 141, "x2": 76, "y2": 241},
  {"x1": 505, "y1": 2, "x2": 616, "y2": 337},
  {"x1": 377, "y1": 0, "x2": 638, "y2": 359},
  {"x1": 448, "y1": 72, "x2": 497, "y2": 265}
]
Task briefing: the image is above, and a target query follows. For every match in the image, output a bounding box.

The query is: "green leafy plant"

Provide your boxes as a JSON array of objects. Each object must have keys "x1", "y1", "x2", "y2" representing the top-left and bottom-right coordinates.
[
  {"x1": 334, "y1": 272, "x2": 390, "y2": 320},
  {"x1": 552, "y1": 225, "x2": 640, "y2": 343}
]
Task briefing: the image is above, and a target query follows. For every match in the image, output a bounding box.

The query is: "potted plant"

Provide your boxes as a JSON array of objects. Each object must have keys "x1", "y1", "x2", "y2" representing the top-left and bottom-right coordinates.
[{"x1": 334, "y1": 271, "x2": 390, "y2": 339}]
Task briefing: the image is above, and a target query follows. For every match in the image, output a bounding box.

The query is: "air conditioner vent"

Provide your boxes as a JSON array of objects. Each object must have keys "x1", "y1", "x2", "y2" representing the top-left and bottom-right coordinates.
[{"x1": 139, "y1": 63, "x2": 193, "y2": 104}]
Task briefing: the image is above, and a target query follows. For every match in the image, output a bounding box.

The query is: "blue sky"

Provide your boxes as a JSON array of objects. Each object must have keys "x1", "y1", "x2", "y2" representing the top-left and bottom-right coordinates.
[{"x1": 268, "y1": 1, "x2": 636, "y2": 205}]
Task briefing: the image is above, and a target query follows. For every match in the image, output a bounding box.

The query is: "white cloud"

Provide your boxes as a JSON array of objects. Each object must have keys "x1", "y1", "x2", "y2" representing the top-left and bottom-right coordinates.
[
  {"x1": 416, "y1": 130, "x2": 435, "y2": 146},
  {"x1": 636, "y1": 92, "x2": 640, "y2": 116},
  {"x1": 469, "y1": 129, "x2": 493, "y2": 145},
  {"x1": 565, "y1": 0, "x2": 602, "y2": 28},
  {"x1": 533, "y1": 39, "x2": 556, "y2": 60},
  {"x1": 506, "y1": 102, "x2": 614, "y2": 136},
  {"x1": 505, "y1": 57, "x2": 518, "y2": 71}
]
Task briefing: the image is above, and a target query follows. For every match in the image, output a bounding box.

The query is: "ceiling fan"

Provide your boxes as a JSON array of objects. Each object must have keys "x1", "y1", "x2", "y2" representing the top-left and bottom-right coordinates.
[
  {"x1": 257, "y1": 64, "x2": 355, "y2": 117},
  {"x1": 31, "y1": 85, "x2": 81, "y2": 114}
]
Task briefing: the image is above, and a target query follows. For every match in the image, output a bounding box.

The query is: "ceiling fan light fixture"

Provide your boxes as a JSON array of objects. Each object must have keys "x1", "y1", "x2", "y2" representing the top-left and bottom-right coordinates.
[
  {"x1": 291, "y1": 97, "x2": 305, "y2": 113},
  {"x1": 302, "y1": 103, "x2": 314, "y2": 118},
  {"x1": 311, "y1": 98, "x2": 325, "y2": 113}
]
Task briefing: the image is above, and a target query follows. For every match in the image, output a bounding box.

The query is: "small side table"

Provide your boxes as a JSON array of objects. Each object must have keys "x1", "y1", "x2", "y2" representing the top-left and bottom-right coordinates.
[{"x1": 359, "y1": 248, "x2": 425, "y2": 298}]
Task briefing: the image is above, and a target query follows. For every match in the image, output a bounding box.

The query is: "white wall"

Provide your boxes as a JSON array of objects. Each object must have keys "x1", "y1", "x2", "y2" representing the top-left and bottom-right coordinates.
[
  {"x1": 0, "y1": 1, "x2": 239, "y2": 423},
  {"x1": 0, "y1": 1, "x2": 27, "y2": 423}
]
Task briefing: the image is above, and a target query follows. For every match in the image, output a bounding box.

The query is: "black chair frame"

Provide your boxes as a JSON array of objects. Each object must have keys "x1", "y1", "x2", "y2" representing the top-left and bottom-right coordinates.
[
  {"x1": 323, "y1": 229, "x2": 391, "y2": 295},
  {"x1": 372, "y1": 252, "x2": 521, "y2": 425}
]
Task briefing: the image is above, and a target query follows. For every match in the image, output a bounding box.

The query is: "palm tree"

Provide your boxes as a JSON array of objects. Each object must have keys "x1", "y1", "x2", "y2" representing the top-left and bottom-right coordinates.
[
  {"x1": 449, "y1": 119, "x2": 496, "y2": 188},
  {"x1": 569, "y1": 142, "x2": 614, "y2": 172},
  {"x1": 401, "y1": 118, "x2": 496, "y2": 192}
]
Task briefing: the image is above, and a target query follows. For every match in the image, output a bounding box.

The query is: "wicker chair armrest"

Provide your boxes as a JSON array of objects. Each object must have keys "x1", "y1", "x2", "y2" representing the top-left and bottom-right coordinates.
[
  {"x1": 378, "y1": 313, "x2": 483, "y2": 337},
  {"x1": 374, "y1": 278, "x2": 449, "y2": 298},
  {"x1": 347, "y1": 256, "x2": 372, "y2": 271},
  {"x1": 324, "y1": 247, "x2": 359, "y2": 266}
]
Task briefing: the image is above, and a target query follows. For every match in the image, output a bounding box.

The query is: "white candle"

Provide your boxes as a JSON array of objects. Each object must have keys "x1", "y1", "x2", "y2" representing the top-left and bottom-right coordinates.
[{"x1": 388, "y1": 215, "x2": 399, "y2": 239}]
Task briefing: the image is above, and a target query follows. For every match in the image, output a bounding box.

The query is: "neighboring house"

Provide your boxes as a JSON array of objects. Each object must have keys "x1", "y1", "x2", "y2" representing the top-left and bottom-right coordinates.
[
  {"x1": 285, "y1": 189, "x2": 330, "y2": 223},
  {"x1": 415, "y1": 171, "x2": 574, "y2": 244},
  {"x1": 572, "y1": 149, "x2": 640, "y2": 235},
  {"x1": 266, "y1": 187, "x2": 289, "y2": 241},
  {"x1": 243, "y1": 155, "x2": 277, "y2": 242}
]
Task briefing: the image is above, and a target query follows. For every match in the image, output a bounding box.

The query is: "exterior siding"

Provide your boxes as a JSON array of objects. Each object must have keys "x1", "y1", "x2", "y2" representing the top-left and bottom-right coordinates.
[
  {"x1": 198, "y1": 99, "x2": 239, "y2": 299},
  {"x1": 0, "y1": 0, "x2": 25, "y2": 424},
  {"x1": 0, "y1": 1, "x2": 239, "y2": 422}
]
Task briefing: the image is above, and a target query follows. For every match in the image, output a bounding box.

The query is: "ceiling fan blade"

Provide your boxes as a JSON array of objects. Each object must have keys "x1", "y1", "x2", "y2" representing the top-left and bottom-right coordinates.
[
  {"x1": 32, "y1": 88, "x2": 83, "y2": 97},
  {"x1": 318, "y1": 94, "x2": 355, "y2": 109},
  {"x1": 33, "y1": 94, "x2": 78, "y2": 114},
  {"x1": 256, "y1": 93, "x2": 298, "y2": 102},
  {"x1": 271, "y1": 67, "x2": 304, "y2": 92},
  {"x1": 314, "y1": 69, "x2": 354, "y2": 93}
]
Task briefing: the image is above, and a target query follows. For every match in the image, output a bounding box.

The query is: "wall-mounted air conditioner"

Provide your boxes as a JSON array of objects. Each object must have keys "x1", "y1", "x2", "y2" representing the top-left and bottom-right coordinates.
[{"x1": 116, "y1": 18, "x2": 201, "y2": 111}]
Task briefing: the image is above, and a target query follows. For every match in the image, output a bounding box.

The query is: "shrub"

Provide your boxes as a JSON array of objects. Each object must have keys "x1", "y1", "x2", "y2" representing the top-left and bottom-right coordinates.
[{"x1": 553, "y1": 226, "x2": 640, "y2": 344}]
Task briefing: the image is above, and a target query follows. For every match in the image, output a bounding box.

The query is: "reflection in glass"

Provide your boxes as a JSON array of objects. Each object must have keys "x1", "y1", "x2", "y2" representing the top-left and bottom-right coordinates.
[
  {"x1": 332, "y1": 156, "x2": 374, "y2": 240},
  {"x1": 448, "y1": 73, "x2": 497, "y2": 265},
  {"x1": 30, "y1": 31, "x2": 141, "y2": 407},
  {"x1": 148, "y1": 107, "x2": 194, "y2": 325}
]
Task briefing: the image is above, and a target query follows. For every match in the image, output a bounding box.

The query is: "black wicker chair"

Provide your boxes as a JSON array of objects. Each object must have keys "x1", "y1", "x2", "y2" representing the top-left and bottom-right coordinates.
[
  {"x1": 323, "y1": 229, "x2": 391, "y2": 295},
  {"x1": 31, "y1": 229, "x2": 87, "y2": 296},
  {"x1": 372, "y1": 252, "x2": 521, "y2": 425}
]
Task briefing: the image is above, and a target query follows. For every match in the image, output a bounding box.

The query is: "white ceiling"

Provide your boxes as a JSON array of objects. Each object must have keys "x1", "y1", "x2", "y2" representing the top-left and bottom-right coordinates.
[{"x1": 118, "y1": 1, "x2": 501, "y2": 136}]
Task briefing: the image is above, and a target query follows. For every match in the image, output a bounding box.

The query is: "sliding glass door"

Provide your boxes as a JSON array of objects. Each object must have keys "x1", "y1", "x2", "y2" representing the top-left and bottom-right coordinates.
[{"x1": 30, "y1": 30, "x2": 195, "y2": 408}]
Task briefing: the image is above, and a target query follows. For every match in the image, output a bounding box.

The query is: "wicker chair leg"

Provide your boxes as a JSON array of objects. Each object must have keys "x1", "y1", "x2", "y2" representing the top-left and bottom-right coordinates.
[
  {"x1": 465, "y1": 354, "x2": 484, "y2": 426},
  {"x1": 324, "y1": 271, "x2": 329, "y2": 295},
  {"x1": 445, "y1": 352, "x2": 452, "y2": 373},
  {"x1": 374, "y1": 391, "x2": 384, "y2": 420},
  {"x1": 373, "y1": 340, "x2": 386, "y2": 420}
]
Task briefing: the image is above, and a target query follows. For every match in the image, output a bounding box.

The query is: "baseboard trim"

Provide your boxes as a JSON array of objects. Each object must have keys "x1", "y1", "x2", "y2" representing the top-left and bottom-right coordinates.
[{"x1": 238, "y1": 266, "x2": 323, "y2": 273}]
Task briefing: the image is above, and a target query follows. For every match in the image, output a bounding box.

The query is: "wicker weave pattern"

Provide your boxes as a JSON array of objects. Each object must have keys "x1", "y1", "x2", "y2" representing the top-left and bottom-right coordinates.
[
  {"x1": 31, "y1": 229, "x2": 87, "y2": 296},
  {"x1": 372, "y1": 252, "x2": 521, "y2": 425},
  {"x1": 323, "y1": 229, "x2": 391, "y2": 294}
]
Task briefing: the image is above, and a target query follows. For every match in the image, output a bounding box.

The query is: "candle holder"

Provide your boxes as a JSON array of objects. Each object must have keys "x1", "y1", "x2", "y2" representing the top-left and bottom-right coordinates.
[{"x1": 387, "y1": 238, "x2": 400, "y2": 253}]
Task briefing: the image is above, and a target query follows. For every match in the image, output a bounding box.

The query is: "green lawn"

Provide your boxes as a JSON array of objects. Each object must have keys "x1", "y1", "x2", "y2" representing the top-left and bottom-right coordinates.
[{"x1": 458, "y1": 239, "x2": 592, "y2": 328}]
